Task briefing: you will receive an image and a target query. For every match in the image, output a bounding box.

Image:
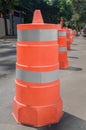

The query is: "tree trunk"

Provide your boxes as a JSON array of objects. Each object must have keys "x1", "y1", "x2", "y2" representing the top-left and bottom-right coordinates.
[
  {"x1": 76, "y1": 20, "x2": 80, "y2": 35},
  {"x1": 3, "y1": 13, "x2": 8, "y2": 36},
  {"x1": 11, "y1": 14, "x2": 14, "y2": 35}
]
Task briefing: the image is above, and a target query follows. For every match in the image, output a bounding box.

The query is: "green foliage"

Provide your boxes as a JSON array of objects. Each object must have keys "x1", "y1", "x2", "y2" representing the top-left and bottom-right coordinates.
[
  {"x1": 18, "y1": 0, "x2": 73, "y2": 23},
  {"x1": 59, "y1": 0, "x2": 73, "y2": 20},
  {"x1": 0, "y1": 0, "x2": 86, "y2": 24},
  {"x1": 7, "y1": 0, "x2": 20, "y2": 10},
  {"x1": 71, "y1": 0, "x2": 86, "y2": 31},
  {"x1": 43, "y1": 0, "x2": 73, "y2": 23},
  {"x1": 0, "y1": 0, "x2": 20, "y2": 15},
  {"x1": 0, "y1": 0, "x2": 74, "y2": 23}
]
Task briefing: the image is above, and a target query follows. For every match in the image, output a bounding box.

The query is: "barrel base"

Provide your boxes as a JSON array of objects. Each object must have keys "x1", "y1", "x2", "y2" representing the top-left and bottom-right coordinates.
[
  {"x1": 67, "y1": 45, "x2": 71, "y2": 50},
  {"x1": 60, "y1": 61, "x2": 69, "y2": 69},
  {"x1": 12, "y1": 98, "x2": 63, "y2": 127}
]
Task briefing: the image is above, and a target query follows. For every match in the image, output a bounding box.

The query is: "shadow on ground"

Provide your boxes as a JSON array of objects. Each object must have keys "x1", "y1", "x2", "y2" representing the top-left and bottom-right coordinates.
[
  {"x1": 0, "y1": 45, "x2": 16, "y2": 49},
  {"x1": 67, "y1": 66, "x2": 83, "y2": 71},
  {"x1": 0, "y1": 73, "x2": 8, "y2": 78},
  {"x1": 68, "y1": 56, "x2": 79, "y2": 59},
  {"x1": 0, "y1": 43, "x2": 16, "y2": 76},
  {"x1": 37, "y1": 112, "x2": 86, "y2": 130},
  {"x1": 0, "y1": 58, "x2": 16, "y2": 77},
  {"x1": 0, "y1": 112, "x2": 86, "y2": 130},
  {"x1": 72, "y1": 43, "x2": 78, "y2": 46},
  {"x1": 0, "y1": 49, "x2": 16, "y2": 57},
  {"x1": 45, "y1": 112, "x2": 86, "y2": 130},
  {"x1": 61, "y1": 66, "x2": 83, "y2": 71},
  {"x1": 70, "y1": 49, "x2": 78, "y2": 51}
]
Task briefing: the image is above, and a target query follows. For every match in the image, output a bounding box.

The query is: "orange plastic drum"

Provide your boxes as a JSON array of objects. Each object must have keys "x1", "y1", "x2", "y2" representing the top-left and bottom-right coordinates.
[
  {"x1": 12, "y1": 10, "x2": 63, "y2": 127},
  {"x1": 67, "y1": 29, "x2": 71, "y2": 50},
  {"x1": 69, "y1": 29, "x2": 74, "y2": 45},
  {"x1": 58, "y1": 29, "x2": 69, "y2": 68}
]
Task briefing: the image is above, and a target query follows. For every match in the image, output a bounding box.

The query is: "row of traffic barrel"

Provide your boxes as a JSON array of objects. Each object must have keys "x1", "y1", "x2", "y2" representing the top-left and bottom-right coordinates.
[
  {"x1": 58, "y1": 26, "x2": 75, "y2": 69},
  {"x1": 12, "y1": 10, "x2": 76, "y2": 127}
]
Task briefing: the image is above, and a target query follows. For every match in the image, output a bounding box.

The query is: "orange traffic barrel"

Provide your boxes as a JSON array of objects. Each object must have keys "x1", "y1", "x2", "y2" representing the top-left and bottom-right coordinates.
[
  {"x1": 12, "y1": 10, "x2": 63, "y2": 127},
  {"x1": 58, "y1": 29, "x2": 69, "y2": 69},
  {"x1": 60, "y1": 17, "x2": 63, "y2": 28},
  {"x1": 57, "y1": 24, "x2": 62, "y2": 30},
  {"x1": 66, "y1": 28, "x2": 71, "y2": 50},
  {"x1": 63, "y1": 27, "x2": 70, "y2": 50},
  {"x1": 69, "y1": 29, "x2": 74, "y2": 45},
  {"x1": 73, "y1": 29, "x2": 77, "y2": 36},
  {"x1": 66, "y1": 28, "x2": 74, "y2": 50},
  {"x1": 72, "y1": 29, "x2": 74, "y2": 43}
]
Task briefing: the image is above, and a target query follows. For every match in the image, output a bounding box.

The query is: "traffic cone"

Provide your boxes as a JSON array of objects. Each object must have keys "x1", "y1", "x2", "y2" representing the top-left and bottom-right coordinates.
[{"x1": 32, "y1": 10, "x2": 44, "y2": 23}]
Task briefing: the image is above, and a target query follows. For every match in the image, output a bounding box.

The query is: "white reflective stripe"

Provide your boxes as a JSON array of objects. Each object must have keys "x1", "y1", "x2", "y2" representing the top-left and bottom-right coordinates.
[
  {"x1": 58, "y1": 32, "x2": 66, "y2": 36},
  {"x1": 17, "y1": 29, "x2": 57, "y2": 41},
  {"x1": 16, "y1": 68, "x2": 59, "y2": 83},
  {"x1": 59, "y1": 47, "x2": 67, "y2": 52}
]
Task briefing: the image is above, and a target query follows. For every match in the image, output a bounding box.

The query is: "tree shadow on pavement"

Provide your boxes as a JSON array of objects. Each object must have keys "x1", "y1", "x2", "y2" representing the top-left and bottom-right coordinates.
[
  {"x1": 0, "y1": 73, "x2": 8, "y2": 78},
  {"x1": 0, "y1": 45, "x2": 16, "y2": 75},
  {"x1": 0, "y1": 49, "x2": 16, "y2": 57},
  {"x1": 0, "y1": 39, "x2": 16, "y2": 77},
  {"x1": 0, "y1": 59, "x2": 16, "y2": 74},
  {"x1": 0, "y1": 61, "x2": 16, "y2": 70},
  {"x1": 0, "y1": 45, "x2": 16, "y2": 49}
]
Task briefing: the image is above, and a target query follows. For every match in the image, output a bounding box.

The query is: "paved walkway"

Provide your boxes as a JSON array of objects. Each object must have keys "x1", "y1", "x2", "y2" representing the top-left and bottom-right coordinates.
[{"x1": 0, "y1": 36, "x2": 86, "y2": 130}]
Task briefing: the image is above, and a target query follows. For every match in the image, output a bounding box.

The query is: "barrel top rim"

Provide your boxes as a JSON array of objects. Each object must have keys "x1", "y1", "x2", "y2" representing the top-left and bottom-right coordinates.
[
  {"x1": 17, "y1": 23, "x2": 57, "y2": 30},
  {"x1": 58, "y1": 28, "x2": 67, "y2": 32}
]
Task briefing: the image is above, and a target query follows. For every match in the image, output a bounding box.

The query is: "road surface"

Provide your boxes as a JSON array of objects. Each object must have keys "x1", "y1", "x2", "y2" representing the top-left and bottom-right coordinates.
[{"x1": 0, "y1": 36, "x2": 86, "y2": 130}]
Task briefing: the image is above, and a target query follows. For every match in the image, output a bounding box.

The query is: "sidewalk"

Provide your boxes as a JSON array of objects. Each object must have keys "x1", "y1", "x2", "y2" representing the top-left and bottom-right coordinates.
[{"x1": 0, "y1": 36, "x2": 86, "y2": 130}]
